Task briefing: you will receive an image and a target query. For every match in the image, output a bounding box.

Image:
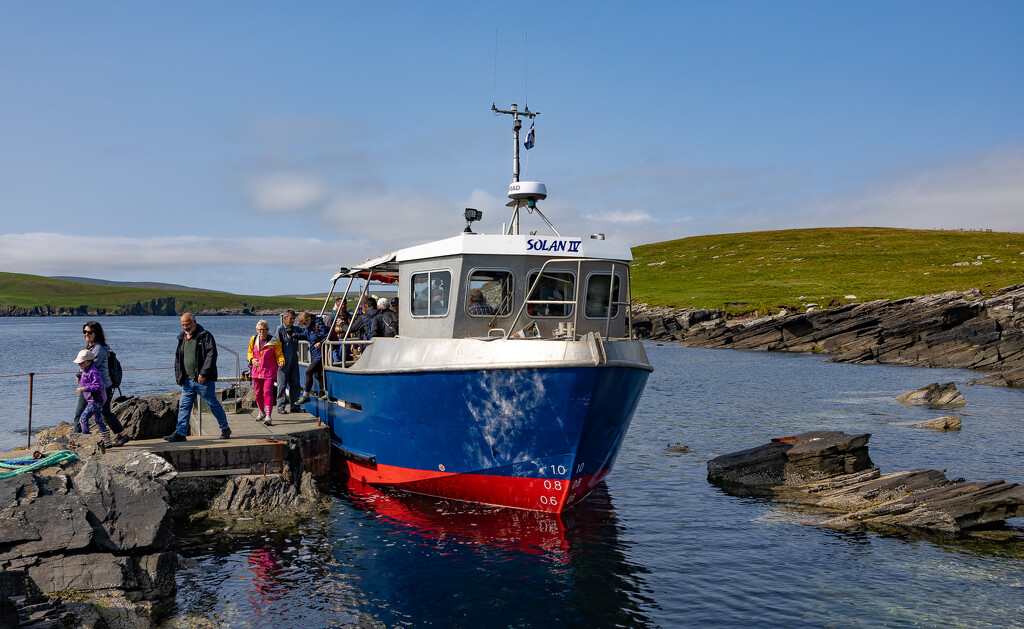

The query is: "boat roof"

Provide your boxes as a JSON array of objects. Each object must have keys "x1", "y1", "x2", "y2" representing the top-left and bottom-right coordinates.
[
  {"x1": 338, "y1": 233, "x2": 634, "y2": 282},
  {"x1": 397, "y1": 233, "x2": 634, "y2": 263}
]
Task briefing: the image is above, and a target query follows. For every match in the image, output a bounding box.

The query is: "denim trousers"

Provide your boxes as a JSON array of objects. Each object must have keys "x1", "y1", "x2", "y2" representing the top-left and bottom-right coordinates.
[{"x1": 175, "y1": 378, "x2": 229, "y2": 436}]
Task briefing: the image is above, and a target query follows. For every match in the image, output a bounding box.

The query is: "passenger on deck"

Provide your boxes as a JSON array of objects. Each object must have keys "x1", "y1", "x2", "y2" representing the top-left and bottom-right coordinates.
[
  {"x1": 294, "y1": 311, "x2": 329, "y2": 404},
  {"x1": 371, "y1": 297, "x2": 399, "y2": 337},
  {"x1": 325, "y1": 297, "x2": 349, "y2": 339},
  {"x1": 274, "y1": 310, "x2": 303, "y2": 414},
  {"x1": 467, "y1": 289, "x2": 496, "y2": 315},
  {"x1": 349, "y1": 296, "x2": 379, "y2": 340}
]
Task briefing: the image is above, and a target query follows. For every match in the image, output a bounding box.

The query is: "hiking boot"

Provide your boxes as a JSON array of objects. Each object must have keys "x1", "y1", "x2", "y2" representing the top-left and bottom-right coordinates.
[
  {"x1": 113, "y1": 434, "x2": 131, "y2": 447},
  {"x1": 295, "y1": 395, "x2": 310, "y2": 405},
  {"x1": 219, "y1": 428, "x2": 232, "y2": 439},
  {"x1": 290, "y1": 406, "x2": 303, "y2": 413},
  {"x1": 163, "y1": 433, "x2": 187, "y2": 442}
]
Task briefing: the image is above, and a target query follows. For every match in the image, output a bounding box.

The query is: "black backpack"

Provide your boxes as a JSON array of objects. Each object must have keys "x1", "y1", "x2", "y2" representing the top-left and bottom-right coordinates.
[{"x1": 108, "y1": 349, "x2": 124, "y2": 392}]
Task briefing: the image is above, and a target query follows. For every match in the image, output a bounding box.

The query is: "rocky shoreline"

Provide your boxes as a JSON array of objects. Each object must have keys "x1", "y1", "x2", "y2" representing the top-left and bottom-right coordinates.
[
  {"x1": 1, "y1": 390, "x2": 327, "y2": 629},
  {"x1": 633, "y1": 284, "x2": 1024, "y2": 387},
  {"x1": 0, "y1": 299, "x2": 287, "y2": 317}
]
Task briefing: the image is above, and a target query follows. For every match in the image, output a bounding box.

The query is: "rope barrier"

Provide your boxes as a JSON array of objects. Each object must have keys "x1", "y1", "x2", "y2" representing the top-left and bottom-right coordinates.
[
  {"x1": 0, "y1": 450, "x2": 78, "y2": 479},
  {"x1": 0, "y1": 367, "x2": 173, "y2": 379}
]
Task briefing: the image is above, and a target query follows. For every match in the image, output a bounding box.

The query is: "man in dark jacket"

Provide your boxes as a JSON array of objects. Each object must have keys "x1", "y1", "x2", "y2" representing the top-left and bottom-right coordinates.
[
  {"x1": 349, "y1": 296, "x2": 378, "y2": 340},
  {"x1": 371, "y1": 297, "x2": 399, "y2": 338},
  {"x1": 164, "y1": 313, "x2": 232, "y2": 441},
  {"x1": 274, "y1": 309, "x2": 302, "y2": 414}
]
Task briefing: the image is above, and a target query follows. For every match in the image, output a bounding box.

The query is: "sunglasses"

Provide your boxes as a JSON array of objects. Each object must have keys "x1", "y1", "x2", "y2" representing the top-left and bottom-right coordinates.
[{"x1": 83, "y1": 330, "x2": 95, "y2": 334}]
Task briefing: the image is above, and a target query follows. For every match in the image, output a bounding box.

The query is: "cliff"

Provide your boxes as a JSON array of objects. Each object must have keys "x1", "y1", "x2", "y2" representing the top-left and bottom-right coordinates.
[{"x1": 633, "y1": 284, "x2": 1024, "y2": 385}]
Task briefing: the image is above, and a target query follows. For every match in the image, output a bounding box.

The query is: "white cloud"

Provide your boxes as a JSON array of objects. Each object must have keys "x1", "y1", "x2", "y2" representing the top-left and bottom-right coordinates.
[
  {"x1": 0, "y1": 233, "x2": 363, "y2": 275},
  {"x1": 802, "y1": 148, "x2": 1024, "y2": 232},
  {"x1": 584, "y1": 209, "x2": 653, "y2": 223},
  {"x1": 245, "y1": 172, "x2": 327, "y2": 213}
]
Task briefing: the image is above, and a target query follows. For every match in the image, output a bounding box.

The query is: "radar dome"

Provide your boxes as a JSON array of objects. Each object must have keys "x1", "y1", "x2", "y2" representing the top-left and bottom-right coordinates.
[{"x1": 507, "y1": 181, "x2": 547, "y2": 201}]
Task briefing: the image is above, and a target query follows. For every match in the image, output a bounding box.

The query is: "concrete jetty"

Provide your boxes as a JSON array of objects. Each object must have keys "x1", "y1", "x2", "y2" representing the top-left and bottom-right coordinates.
[{"x1": 127, "y1": 407, "x2": 331, "y2": 478}]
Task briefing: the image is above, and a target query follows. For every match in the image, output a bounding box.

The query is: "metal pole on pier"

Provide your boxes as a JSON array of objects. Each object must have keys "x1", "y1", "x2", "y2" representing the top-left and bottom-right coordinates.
[{"x1": 27, "y1": 373, "x2": 34, "y2": 449}]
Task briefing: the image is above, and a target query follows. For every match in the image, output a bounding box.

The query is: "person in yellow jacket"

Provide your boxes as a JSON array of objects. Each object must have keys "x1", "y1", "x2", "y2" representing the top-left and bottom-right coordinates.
[{"x1": 248, "y1": 319, "x2": 285, "y2": 425}]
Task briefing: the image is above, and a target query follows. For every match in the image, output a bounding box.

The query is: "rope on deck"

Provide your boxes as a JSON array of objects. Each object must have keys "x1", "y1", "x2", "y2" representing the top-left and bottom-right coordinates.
[{"x1": 0, "y1": 450, "x2": 78, "y2": 479}]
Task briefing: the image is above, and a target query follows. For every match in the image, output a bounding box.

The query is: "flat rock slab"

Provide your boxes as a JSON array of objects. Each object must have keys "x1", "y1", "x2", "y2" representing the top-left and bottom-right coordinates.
[
  {"x1": 708, "y1": 432, "x2": 1024, "y2": 538},
  {"x1": 896, "y1": 382, "x2": 966, "y2": 407},
  {"x1": 910, "y1": 415, "x2": 962, "y2": 431},
  {"x1": 706, "y1": 431, "x2": 873, "y2": 489}
]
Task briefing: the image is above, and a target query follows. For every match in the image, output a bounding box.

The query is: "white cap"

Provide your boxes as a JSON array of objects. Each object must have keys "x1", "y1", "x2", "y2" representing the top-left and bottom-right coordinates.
[{"x1": 73, "y1": 349, "x2": 95, "y2": 364}]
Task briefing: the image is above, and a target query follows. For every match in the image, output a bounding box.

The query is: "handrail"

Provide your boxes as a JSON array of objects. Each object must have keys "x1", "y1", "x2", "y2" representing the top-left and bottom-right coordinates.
[
  {"x1": 503, "y1": 257, "x2": 633, "y2": 341},
  {"x1": 216, "y1": 343, "x2": 241, "y2": 382}
]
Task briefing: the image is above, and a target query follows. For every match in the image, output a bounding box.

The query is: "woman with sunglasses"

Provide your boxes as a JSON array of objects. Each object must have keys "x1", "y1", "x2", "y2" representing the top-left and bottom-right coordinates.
[{"x1": 74, "y1": 321, "x2": 131, "y2": 446}]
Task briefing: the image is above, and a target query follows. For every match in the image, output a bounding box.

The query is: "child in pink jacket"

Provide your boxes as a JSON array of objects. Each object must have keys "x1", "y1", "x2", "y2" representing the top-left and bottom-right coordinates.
[
  {"x1": 74, "y1": 349, "x2": 111, "y2": 445},
  {"x1": 248, "y1": 319, "x2": 285, "y2": 425}
]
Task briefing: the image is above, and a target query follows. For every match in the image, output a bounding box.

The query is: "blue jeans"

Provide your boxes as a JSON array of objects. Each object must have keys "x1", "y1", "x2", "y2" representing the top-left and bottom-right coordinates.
[{"x1": 175, "y1": 378, "x2": 230, "y2": 436}]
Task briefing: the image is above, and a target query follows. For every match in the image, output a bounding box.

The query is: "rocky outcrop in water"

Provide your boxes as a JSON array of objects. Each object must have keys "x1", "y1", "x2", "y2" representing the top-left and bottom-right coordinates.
[
  {"x1": 909, "y1": 415, "x2": 961, "y2": 431},
  {"x1": 634, "y1": 284, "x2": 1024, "y2": 386},
  {"x1": 707, "y1": 431, "x2": 1024, "y2": 538},
  {"x1": 895, "y1": 382, "x2": 966, "y2": 407}
]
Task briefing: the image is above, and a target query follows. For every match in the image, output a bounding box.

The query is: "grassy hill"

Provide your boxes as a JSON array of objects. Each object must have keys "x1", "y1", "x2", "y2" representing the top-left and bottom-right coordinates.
[
  {"x1": 631, "y1": 227, "x2": 1024, "y2": 313},
  {"x1": 0, "y1": 272, "x2": 317, "y2": 314}
]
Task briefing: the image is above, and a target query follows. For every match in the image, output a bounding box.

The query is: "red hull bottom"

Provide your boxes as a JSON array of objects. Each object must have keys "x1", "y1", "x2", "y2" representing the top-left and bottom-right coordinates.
[{"x1": 344, "y1": 460, "x2": 610, "y2": 513}]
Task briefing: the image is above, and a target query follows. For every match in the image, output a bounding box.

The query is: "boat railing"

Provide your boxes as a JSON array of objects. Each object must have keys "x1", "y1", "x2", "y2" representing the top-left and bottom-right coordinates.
[
  {"x1": 297, "y1": 339, "x2": 371, "y2": 371},
  {"x1": 504, "y1": 257, "x2": 636, "y2": 342},
  {"x1": 323, "y1": 339, "x2": 372, "y2": 370}
]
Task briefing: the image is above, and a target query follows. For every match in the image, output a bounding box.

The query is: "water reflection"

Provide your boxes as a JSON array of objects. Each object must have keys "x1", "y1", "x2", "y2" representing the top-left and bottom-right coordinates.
[{"x1": 329, "y1": 478, "x2": 657, "y2": 628}]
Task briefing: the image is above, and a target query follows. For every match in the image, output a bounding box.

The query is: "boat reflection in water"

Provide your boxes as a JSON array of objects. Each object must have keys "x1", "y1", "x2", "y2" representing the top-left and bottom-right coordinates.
[{"x1": 332, "y1": 476, "x2": 656, "y2": 627}]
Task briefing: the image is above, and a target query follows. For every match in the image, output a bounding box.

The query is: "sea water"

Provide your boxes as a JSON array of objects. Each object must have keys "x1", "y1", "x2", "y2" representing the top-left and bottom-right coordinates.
[{"x1": 2, "y1": 317, "x2": 1023, "y2": 627}]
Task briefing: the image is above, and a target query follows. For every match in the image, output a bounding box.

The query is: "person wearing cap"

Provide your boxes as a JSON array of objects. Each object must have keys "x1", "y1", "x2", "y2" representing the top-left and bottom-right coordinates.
[
  {"x1": 74, "y1": 349, "x2": 112, "y2": 446},
  {"x1": 371, "y1": 297, "x2": 399, "y2": 338},
  {"x1": 165, "y1": 313, "x2": 232, "y2": 442}
]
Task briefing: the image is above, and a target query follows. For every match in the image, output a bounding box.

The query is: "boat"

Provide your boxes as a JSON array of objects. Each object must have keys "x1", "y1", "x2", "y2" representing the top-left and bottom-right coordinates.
[{"x1": 296, "y1": 103, "x2": 652, "y2": 513}]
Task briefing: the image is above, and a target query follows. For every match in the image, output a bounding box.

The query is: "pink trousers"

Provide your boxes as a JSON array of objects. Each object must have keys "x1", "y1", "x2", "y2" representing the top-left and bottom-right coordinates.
[{"x1": 253, "y1": 378, "x2": 276, "y2": 415}]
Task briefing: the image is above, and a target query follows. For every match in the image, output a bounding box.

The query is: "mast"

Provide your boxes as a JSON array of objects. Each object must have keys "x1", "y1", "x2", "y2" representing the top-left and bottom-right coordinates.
[
  {"x1": 491, "y1": 103, "x2": 543, "y2": 235},
  {"x1": 491, "y1": 103, "x2": 538, "y2": 183}
]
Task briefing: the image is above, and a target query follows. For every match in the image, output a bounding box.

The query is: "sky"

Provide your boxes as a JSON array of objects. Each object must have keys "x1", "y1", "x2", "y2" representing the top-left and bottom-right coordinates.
[{"x1": 1, "y1": 1, "x2": 1022, "y2": 296}]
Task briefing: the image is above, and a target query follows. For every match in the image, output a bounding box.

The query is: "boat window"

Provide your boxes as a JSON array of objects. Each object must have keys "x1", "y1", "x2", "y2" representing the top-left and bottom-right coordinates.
[
  {"x1": 411, "y1": 270, "x2": 451, "y2": 317},
  {"x1": 584, "y1": 273, "x2": 621, "y2": 318},
  {"x1": 465, "y1": 269, "x2": 514, "y2": 317},
  {"x1": 526, "y1": 271, "x2": 575, "y2": 317}
]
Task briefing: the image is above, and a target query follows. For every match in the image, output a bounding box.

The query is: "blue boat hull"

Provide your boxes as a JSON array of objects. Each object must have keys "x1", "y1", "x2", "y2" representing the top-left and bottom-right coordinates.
[{"x1": 301, "y1": 362, "x2": 650, "y2": 512}]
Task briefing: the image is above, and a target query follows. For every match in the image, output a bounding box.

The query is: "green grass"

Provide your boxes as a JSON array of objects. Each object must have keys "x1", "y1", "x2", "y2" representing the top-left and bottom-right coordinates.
[
  {"x1": 631, "y1": 227, "x2": 1024, "y2": 312},
  {"x1": 0, "y1": 272, "x2": 318, "y2": 313}
]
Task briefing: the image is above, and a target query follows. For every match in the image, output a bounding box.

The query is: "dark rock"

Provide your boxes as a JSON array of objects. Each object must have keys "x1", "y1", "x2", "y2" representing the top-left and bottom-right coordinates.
[
  {"x1": 71, "y1": 458, "x2": 173, "y2": 551},
  {"x1": 706, "y1": 431, "x2": 873, "y2": 489},
  {"x1": 667, "y1": 443, "x2": 691, "y2": 453},
  {"x1": 210, "y1": 472, "x2": 321, "y2": 513},
  {"x1": 710, "y1": 433, "x2": 1024, "y2": 538},
  {"x1": 112, "y1": 392, "x2": 180, "y2": 440},
  {"x1": 634, "y1": 285, "x2": 1024, "y2": 387},
  {"x1": 823, "y1": 479, "x2": 1024, "y2": 537},
  {"x1": 910, "y1": 416, "x2": 962, "y2": 431},
  {"x1": 25, "y1": 552, "x2": 176, "y2": 598},
  {"x1": 896, "y1": 382, "x2": 966, "y2": 407}
]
